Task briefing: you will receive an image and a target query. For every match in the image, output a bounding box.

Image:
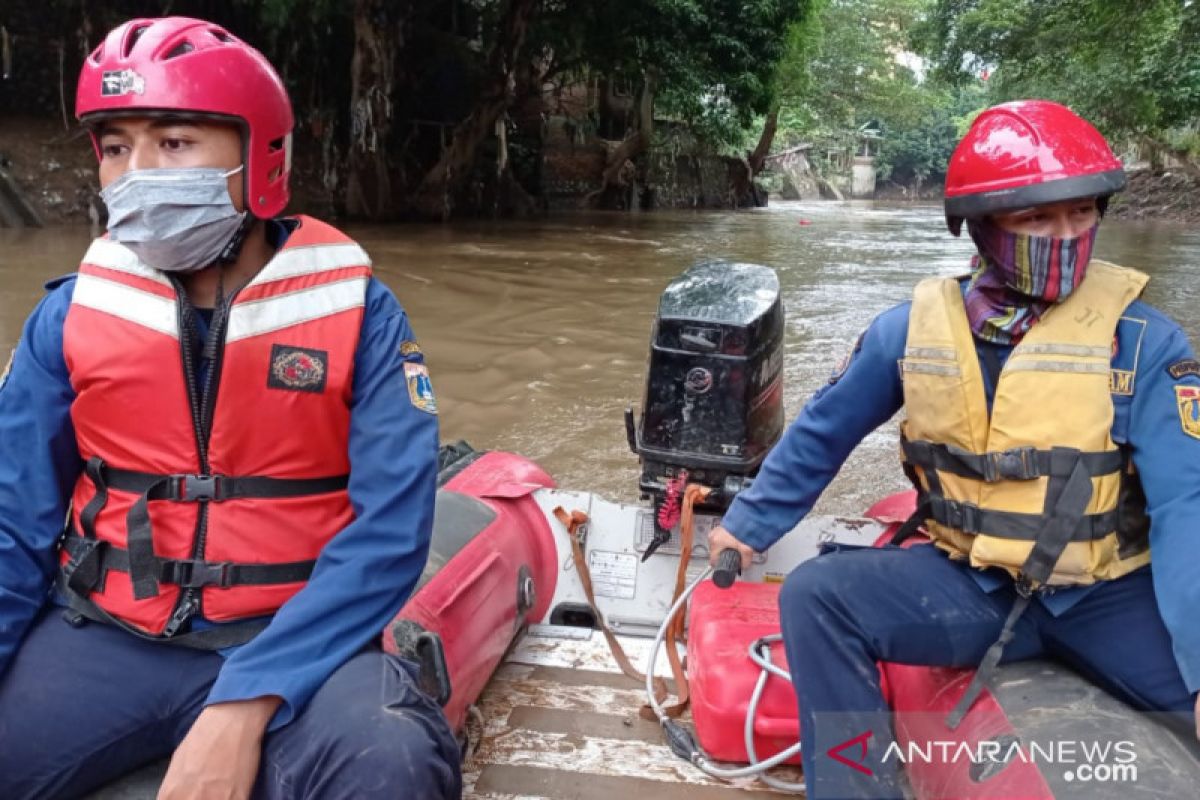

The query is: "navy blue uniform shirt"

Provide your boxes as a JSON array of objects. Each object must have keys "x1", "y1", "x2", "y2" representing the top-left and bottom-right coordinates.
[
  {"x1": 0, "y1": 226, "x2": 438, "y2": 730},
  {"x1": 722, "y1": 292, "x2": 1200, "y2": 693}
]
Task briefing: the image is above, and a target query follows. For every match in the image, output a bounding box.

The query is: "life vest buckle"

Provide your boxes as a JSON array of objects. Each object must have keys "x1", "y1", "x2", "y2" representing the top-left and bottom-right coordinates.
[
  {"x1": 170, "y1": 558, "x2": 234, "y2": 589},
  {"x1": 172, "y1": 474, "x2": 224, "y2": 502},
  {"x1": 983, "y1": 447, "x2": 1038, "y2": 482}
]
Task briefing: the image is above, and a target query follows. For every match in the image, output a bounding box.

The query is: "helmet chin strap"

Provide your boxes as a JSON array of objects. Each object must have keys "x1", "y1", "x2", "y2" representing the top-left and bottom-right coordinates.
[{"x1": 216, "y1": 212, "x2": 257, "y2": 265}]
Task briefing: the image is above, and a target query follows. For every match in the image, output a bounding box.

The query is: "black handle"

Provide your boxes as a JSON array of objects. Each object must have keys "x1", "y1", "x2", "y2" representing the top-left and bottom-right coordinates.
[
  {"x1": 624, "y1": 406, "x2": 639, "y2": 454},
  {"x1": 712, "y1": 548, "x2": 742, "y2": 589}
]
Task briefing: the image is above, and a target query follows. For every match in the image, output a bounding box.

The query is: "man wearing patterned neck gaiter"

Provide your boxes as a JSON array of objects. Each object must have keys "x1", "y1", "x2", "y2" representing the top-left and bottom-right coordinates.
[{"x1": 706, "y1": 100, "x2": 1200, "y2": 799}]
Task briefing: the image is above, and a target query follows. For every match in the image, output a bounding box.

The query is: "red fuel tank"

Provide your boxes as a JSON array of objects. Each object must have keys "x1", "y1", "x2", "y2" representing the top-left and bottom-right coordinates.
[{"x1": 687, "y1": 579, "x2": 803, "y2": 764}]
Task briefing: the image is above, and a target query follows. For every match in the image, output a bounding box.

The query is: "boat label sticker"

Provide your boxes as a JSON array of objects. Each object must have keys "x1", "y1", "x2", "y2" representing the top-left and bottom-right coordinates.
[
  {"x1": 404, "y1": 362, "x2": 438, "y2": 415},
  {"x1": 587, "y1": 550, "x2": 638, "y2": 599},
  {"x1": 1176, "y1": 386, "x2": 1200, "y2": 440}
]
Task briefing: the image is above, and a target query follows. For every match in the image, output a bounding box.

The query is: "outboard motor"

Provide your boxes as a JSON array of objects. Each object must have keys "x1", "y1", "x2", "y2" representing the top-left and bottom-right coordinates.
[{"x1": 626, "y1": 260, "x2": 784, "y2": 556}]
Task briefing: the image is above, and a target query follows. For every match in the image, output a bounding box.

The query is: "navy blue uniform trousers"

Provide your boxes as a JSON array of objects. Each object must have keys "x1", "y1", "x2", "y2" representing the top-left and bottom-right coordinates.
[
  {"x1": 0, "y1": 608, "x2": 462, "y2": 800},
  {"x1": 780, "y1": 544, "x2": 1195, "y2": 800}
]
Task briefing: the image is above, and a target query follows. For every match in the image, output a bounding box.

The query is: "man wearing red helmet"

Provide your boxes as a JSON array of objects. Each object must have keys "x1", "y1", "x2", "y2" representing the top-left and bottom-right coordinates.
[
  {"x1": 709, "y1": 100, "x2": 1200, "y2": 797},
  {"x1": 0, "y1": 17, "x2": 459, "y2": 800}
]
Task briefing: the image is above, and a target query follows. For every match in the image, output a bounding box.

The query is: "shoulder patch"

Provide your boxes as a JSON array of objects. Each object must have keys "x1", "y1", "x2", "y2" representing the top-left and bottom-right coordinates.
[
  {"x1": 829, "y1": 331, "x2": 865, "y2": 385},
  {"x1": 399, "y1": 340, "x2": 422, "y2": 357},
  {"x1": 1176, "y1": 386, "x2": 1200, "y2": 440},
  {"x1": 1167, "y1": 358, "x2": 1200, "y2": 381},
  {"x1": 404, "y1": 362, "x2": 438, "y2": 415},
  {"x1": 1109, "y1": 316, "x2": 1147, "y2": 397}
]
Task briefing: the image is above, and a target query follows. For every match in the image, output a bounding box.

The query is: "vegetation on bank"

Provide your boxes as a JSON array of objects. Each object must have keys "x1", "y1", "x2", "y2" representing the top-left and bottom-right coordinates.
[{"x1": 1, "y1": 1, "x2": 1197, "y2": 221}]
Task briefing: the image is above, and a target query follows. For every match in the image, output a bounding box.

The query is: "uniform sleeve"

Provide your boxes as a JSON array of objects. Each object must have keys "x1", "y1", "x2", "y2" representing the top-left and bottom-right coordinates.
[
  {"x1": 1126, "y1": 312, "x2": 1200, "y2": 693},
  {"x1": 721, "y1": 303, "x2": 908, "y2": 551},
  {"x1": 0, "y1": 282, "x2": 82, "y2": 678},
  {"x1": 206, "y1": 278, "x2": 439, "y2": 728}
]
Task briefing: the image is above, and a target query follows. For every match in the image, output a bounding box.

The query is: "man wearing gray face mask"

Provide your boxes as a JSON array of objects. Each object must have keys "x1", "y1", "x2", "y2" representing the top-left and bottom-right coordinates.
[{"x1": 0, "y1": 16, "x2": 460, "y2": 800}]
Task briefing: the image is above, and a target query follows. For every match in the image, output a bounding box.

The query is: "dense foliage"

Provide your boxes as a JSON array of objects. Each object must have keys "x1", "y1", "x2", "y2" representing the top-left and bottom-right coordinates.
[
  {"x1": 3, "y1": 0, "x2": 1197, "y2": 215},
  {"x1": 918, "y1": 0, "x2": 1200, "y2": 166}
]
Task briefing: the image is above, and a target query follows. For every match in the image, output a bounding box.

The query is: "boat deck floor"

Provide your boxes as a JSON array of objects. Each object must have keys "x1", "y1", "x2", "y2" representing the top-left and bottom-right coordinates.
[
  {"x1": 463, "y1": 627, "x2": 800, "y2": 798},
  {"x1": 87, "y1": 627, "x2": 798, "y2": 798}
]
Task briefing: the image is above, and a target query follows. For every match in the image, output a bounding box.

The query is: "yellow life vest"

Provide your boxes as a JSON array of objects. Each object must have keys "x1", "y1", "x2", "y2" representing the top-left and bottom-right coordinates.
[{"x1": 900, "y1": 261, "x2": 1151, "y2": 587}]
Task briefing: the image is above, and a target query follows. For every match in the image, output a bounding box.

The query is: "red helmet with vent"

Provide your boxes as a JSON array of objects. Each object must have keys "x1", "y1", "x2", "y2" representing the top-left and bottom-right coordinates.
[
  {"x1": 76, "y1": 17, "x2": 293, "y2": 218},
  {"x1": 943, "y1": 100, "x2": 1124, "y2": 235}
]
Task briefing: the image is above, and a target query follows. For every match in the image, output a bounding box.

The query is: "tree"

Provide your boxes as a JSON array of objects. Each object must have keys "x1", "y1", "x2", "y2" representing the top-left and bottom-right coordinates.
[
  {"x1": 917, "y1": 0, "x2": 1200, "y2": 171},
  {"x1": 413, "y1": 0, "x2": 540, "y2": 220},
  {"x1": 531, "y1": 0, "x2": 818, "y2": 205},
  {"x1": 769, "y1": 0, "x2": 967, "y2": 190}
]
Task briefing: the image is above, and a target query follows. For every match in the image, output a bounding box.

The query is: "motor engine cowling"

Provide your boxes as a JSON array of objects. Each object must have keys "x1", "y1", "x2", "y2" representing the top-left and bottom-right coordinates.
[{"x1": 627, "y1": 260, "x2": 784, "y2": 509}]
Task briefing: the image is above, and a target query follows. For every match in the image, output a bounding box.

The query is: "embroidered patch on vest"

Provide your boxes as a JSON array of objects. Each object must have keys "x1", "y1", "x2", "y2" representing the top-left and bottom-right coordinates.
[
  {"x1": 1168, "y1": 358, "x2": 1200, "y2": 381},
  {"x1": 1174, "y1": 385, "x2": 1200, "y2": 440},
  {"x1": 404, "y1": 362, "x2": 438, "y2": 415},
  {"x1": 399, "y1": 340, "x2": 422, "y2": 357},
  {"x1": 268, "y1": 344, "x2": 328, "y2": 393}
]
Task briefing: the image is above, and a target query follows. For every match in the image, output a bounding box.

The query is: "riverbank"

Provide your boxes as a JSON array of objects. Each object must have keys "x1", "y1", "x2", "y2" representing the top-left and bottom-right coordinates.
[
  {"x1": 1108, "y1": 167, "x2": 1200, "y2": 224},
  {"x1": 2, "y1": 115, "x2": 1198, "y2": 226}
]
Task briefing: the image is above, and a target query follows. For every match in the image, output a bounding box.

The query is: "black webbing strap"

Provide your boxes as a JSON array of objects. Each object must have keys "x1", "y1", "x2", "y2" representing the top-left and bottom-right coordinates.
[
  {"x1": 889, "y1": 497, "x2": 932, "y2": 546},
  {"x1": 902, "y1": 439, "x2": 1123, "y2": 483},
  {"x1": 946, "y1": 451, "x2": 1095, "y2": 729},
  {"x1": 126, "y1": 477, "x2": 168, "y2": 600},
  {"x1": 56, "y1": 573, "x2": 269, "y2": 650},
  {"x1": 100, "y1": 466, "x2": 350, "y2": 503},
  {"x1": 81, "y1": 463, "x2": 346, "y2": 601},
  {"x1": 944, "y1": 593, "x2": 1032, "y2": 730},
  {"x1": 62, "y1": 534, "x2": 315, "y2": 590},
  {"x1": 66, "y1": 456, "x2": 112, "y2": 597},
  {"x1": 1018, "y1": 450, "x2": 1097, "y2": 587},
  {"x1": 926, "y1": 497, "x2": 1117, "y2": 542},
  {"x1": 79, "y1": 457, "x2": 108, "y2": 540}
]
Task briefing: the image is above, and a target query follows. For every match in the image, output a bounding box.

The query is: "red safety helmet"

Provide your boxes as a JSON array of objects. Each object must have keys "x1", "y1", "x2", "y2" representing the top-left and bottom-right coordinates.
[
  {"x1": 76, "y1": 17, "x2": 294, "y2": 219},
  {"x1": 943, "y1": 100, "x2": 1124, "y2": 235}
]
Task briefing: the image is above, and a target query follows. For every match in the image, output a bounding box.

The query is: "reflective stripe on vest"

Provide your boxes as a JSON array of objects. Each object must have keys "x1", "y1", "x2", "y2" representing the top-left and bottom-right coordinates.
[
  {"x1": 61, "y1": 216, "x2": 369, "y2": 637},
  {"x1": 899, "y1": 261, "x2": 1150, "y2": 586}
]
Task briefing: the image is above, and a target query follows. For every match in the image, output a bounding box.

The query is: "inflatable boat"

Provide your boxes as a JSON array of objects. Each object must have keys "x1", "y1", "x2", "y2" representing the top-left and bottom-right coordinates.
[
  {"x1": 384, "y1": 261, "x2": 1200, "y2": 798},
  {"x1": 92, "y1": 261, "x2": 1200, "y2": 798}
]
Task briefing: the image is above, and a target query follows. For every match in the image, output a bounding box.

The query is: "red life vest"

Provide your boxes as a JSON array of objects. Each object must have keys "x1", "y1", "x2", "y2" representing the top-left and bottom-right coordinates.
[{"x1": 60, "y1": 216, "x2": 369, "y2": 640}]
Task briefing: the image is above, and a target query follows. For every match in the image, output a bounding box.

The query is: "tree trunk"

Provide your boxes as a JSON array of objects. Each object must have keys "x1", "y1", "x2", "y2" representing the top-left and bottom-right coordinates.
[
  {"x1": 585, "y1": 74, "x2": 654, "y2": 207},
  {"x1": 414, "y1": 0, "x2": 540, "y2": 220},
  {"x1": 346, "y1": 0, "x2": 404, "y2": 219},
  {"x1": 748, "y1": 104, "x2": 780, "y2": 175},
  {"x1": 728, "y1": 104, "x2": 780, "y2": 208}
]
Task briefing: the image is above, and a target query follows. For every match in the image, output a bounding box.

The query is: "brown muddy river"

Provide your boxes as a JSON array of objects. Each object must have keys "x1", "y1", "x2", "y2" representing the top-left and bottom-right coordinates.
[{"x1": 2, "y1": 202, "x2": 1198, "y2": 514}]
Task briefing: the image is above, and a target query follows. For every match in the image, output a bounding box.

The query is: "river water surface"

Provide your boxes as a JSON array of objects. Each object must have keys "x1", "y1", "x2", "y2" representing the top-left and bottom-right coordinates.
[{"x1": 3, "y1": 202, "x2": 1197, "y2": 514}]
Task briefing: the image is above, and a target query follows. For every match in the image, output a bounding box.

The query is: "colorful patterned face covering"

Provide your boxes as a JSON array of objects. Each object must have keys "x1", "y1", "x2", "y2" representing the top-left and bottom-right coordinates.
[{"x1": 963, "y1": 218, "x2": 1099, "y2": 344}]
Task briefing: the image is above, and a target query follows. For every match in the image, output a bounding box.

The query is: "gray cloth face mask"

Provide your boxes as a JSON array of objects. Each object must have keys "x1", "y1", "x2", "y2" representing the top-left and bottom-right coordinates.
[{"x1": 100, "y1": 166, "x2": 248, "y2": 273}]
